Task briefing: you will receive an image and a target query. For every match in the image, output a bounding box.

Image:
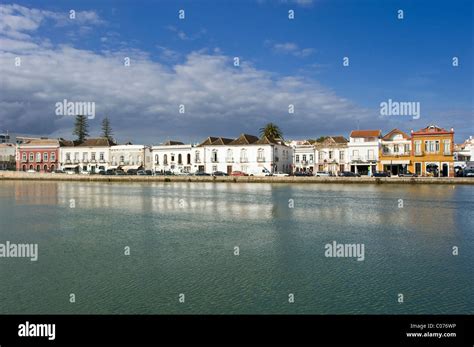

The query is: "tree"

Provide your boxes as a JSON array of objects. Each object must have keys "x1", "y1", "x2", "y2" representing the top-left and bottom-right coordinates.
[
  {"x1": 73, "y1": 115, "x2": 89, "y2": 143},
  {"x1": 101, "y1": 117, "x2": 113, "y2": 141},
  {"x1": 314, "y1": 136, "x2": 328, "y2": 143},
  {"x1": 259, "y1": 123, "x2": 283, "y2": 140}
]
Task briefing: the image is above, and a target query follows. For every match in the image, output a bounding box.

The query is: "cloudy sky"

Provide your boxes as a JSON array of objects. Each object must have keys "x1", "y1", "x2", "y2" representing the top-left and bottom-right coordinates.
[{"x1": 0, "y1": 0, "x2": 472, "y2": 144}]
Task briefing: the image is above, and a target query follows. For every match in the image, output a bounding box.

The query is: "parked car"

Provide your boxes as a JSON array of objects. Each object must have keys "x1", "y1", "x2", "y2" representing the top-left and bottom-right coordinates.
[
  {"x1": 372, "y1": 171, "x2": 391, "y2": 177},
  {"x1": 247, "y1": 167, "x2": 272, "y2": 176},
  {"x1": 145, "y1": 170, "x2": 153, "y2": 176},
  {"x1": 340, "y1": 171, "x2": 360, "y2": 177},
  {"x1": 53, "y1": 170, "x2": 65, "y2": 174},
  {"x1": 65, "y1": 170, "x2": 76, "y2": 175},
  {"x1": 463, "y1": 169, "x2": 474, "y2": 177},
  {"x1": 398, "y1": 171, "x2": 418, "y2": 177},
  {"x1": 315, "y1": 171, "x2": 330, "y2": 177},
  {"x1": 194, "y1": 171, "x2": 211, "y2": 176},
  {"x1": 273, "y1": 172, "x2": 290, "y2": 177},
  {"x1": 127, "y1": 169, "x2": 138, "y2": 175},
  {"x1": 137, "y1": 170, "x2": 147, "y2": 176},
  {"x1": 26, "y1": 169, "x2": 36, "y2": 173},
  {"x1": 106, "y1": 169, "x2": 116, "y2": 175},
  {"x1": 230, "y1": 171, "x2": 248, "y2": 176},
  {"x1": 212, "y1": 171, "x2": 228, "y2": 176},
  {"x1": 115, "y1": 170, "x2": 126, "y2": 176},
  {"x1": 293, "y1": 171, "x2": 312, "y2": 177},
  {"x1": 98, "y1": 170, "x2": 106, "y2": 175}
]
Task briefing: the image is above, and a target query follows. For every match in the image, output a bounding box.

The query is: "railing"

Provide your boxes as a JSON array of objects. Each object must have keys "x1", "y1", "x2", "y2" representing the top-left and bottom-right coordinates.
[
  {"x1": 73, "y1": 159, "x2": 80, "y2": 163},
  {"x1": 257, "y1": 157, "x2": 265, "y2": 162},
  {"x1": 90, "y1": 159, "x2": 96, "y2": 163},
  {"x1": 99, "y1": 159, "x2": 105, "y2": 163},
  {"x1": 240, "y1": 157, "x2": 248, "y2": 163},
  {"x1": 66, "y1": 159, "x2": 71, "y2": 163},
  {"x1": 211, "y1": 158, "x2": 218, "y2": 163},
  {"x1": 226, "y1": 157, "x2": 233, "y2": 163}
]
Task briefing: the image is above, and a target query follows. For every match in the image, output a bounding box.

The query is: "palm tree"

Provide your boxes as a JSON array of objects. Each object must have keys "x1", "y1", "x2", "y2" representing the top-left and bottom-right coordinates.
[{"x1": 259, "y1": 123, "x2": 283, "y2": 140}]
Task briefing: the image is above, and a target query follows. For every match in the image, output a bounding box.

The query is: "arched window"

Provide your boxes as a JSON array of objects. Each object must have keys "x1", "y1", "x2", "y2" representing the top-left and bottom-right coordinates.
[
  {"x1": 36, "y1": 164, "x2": 40, "y2": 171},
  {"x1": 187, "y1": 153, "x2": 191, "y2": 164},
  {"x1": 164, "y1": 154, "x2": 168, "y2": 165},
  {"x1": 29, "y1": 153, "x2": 34, "y2": 161},
  {"x1": 212, "y1": 150, "x2": 218, "y2": 162},
  {"x1": 155, "y1": 154, "x2": 159, "y2": 164},
  {"x1": 120, "y1": 155, "x2": 124, "y2": 163},
  {"x1": 51, "y1": 165, "x2": 55, "y2": 171},
  {"x1": 226, "y1": 149, "x2": 233, "y2": 161},
  {"x1": 29, "y1": 164, "x2": 33, "y2": 170},
  {"x1": 43, "y1": 165, "x2": 48, "y2": 172},
  {"x1": 257, "y1": 148, "x2": 264, "y2": 161},
  {"x1": 178, "y1": 154, "x2": 182, "y2": 164},
  {"x1": 22, "y1": 165, "x2": 26, "y2": 171},
  {"x1": 240, "y1": 149, "x2": 247, "y2": 162}
]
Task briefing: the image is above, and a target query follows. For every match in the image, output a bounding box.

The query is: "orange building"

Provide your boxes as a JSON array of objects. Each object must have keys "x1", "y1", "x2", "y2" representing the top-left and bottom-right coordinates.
[{"x1": 410, "y1": 125, "x2": 455, "y2": 177}]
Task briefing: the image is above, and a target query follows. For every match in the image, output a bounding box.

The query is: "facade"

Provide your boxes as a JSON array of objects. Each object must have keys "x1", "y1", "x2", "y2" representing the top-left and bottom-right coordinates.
[
  {"x1": 411, "y1": 125, "x2": 455, "y2": 177},
  {"x1": 315, "y1": 136, "x2": 349, "y2": 174},
  {"x1": 348, "y1": 130, "x2": 381, "y2": 175},
  {"x1": 293, "y1": 141, "x2": 316, "y2": 173},
  {"x1": 152, "y1": 141, "x2": 194, "y2": 174},
  {"x1": 197, "y1": 134, "x2": 292, "y2": 175},
  {"x1": 110, "y1": 144, "x2": 152, "y2": 171},
  {"x1": 0, "y1": 143, "x2": 16, "y2": 170},
  {"x1": 0, "y1": 133, "x2": 11, "y2": 144},
  {"x1": 454, "y1": 136, "x2": 474, "y2": 171},
  {"x1": 16, "y1": 138, "x2": 60, "y2": 172},
  {"x1": 378, "y1": 129, "x2": 412, "y2": 175},
  {"x1": 60, "y1": 138, "x2": 114, "y2": 173}
]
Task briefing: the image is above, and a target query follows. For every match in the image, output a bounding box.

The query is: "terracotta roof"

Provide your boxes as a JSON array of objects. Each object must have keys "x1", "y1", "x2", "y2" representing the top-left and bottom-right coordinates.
[
  {"x1": 330, "y1": 136, "x2": 348, "y2": 144},
  {"x1": 382, "y1": 129, "x2": 410, "y2": 140},
  {"x1": 163, "y1": 140, "x2": 184, "y2": 146},
  {"x1": 20, "y1": 138, "x2": 60, "y2": 147},
  {"x1": 76, "y1": 138, "x2": 115, "y2": 147},
  {"x1": 229, "y1": 134, "x2": 259, "y2": 145},
  {"x1": 211, "y1": 137, "x2": 234, "y2": 145},
  {"x1": 411, "y1": 125, "x2": 454, "y2": 136},
  {"x1": 350, "y1": 130, "x2": 381, "y2": 138},
  {"x1": 254, "y1": 136, "x2": 281, "y2": 145}
]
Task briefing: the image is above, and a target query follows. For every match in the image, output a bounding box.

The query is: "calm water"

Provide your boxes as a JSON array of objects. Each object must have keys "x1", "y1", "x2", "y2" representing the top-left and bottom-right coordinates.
[{"x1": 0, "y1": 181, "x2": 473, "y2": 314}]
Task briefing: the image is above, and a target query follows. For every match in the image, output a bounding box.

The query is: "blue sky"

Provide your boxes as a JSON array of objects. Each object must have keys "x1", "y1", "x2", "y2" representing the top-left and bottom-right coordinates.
[{"x1": 0, "y1": 0, "x2": 472, "y2": 144}]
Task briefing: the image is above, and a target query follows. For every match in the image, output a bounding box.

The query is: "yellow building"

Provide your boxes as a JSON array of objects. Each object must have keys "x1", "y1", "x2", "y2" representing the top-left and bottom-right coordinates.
[
  {"x1": 410, "y1": 125, "x2": 455, "y2": 177},
  {"x1": 378, "y1": 129, "x2": 412, "y2": 175}
]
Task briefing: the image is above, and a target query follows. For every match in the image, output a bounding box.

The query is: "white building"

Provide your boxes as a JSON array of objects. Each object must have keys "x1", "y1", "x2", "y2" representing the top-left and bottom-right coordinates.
[
  {"x1": 292, "y1": 141, "x2": 316, "y2": 173},
  {"x1": 454, "y1": 136, "x2": 474, "y2": 169},
  {"x1": 348, "y1": 130, "x2": 381, "y2": 175},
  {"x1": 197, "y1": 134, "x2": 292, "y2": 175},
  {"x1": 0, "y1": 143, "x2": 16, "y2": 170},
  {"x1": 109, "y1": 144, "x2": 152, "y2": 171},
  {"x1": 152, "y1": 141, "x2": 194, "y2": 174},
  {"x1": 315, "y1": 136, "x2": 350, "y2": 174},
  {"x1": 60, "y1": 138, "x2": 114, "y2": 173}
]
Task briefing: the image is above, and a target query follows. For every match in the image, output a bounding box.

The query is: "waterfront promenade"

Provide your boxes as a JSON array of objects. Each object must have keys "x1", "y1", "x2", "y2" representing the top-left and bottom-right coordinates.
[{"x1": 1, "y1": 171, "x2": 473, "y2": 184}]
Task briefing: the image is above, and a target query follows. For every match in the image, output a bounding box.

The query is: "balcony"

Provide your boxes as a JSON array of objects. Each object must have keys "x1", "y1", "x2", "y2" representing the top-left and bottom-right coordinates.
[
  {"x1": 240, "y1": 157, "x2": 248, "y2": 163},
  {"x1": 99, "y1": 159, "x2": 105, "y2": 163},
  {"x1": 66, "y1": 159, "x2": 71, "y2": 164},
  {"x1": 194, "y1": 158, "x2": 201, "y2": 163},
  {"x1": 226, "y1": 157, "x2": 234, "y2": 163},
  {"x1": 444, "y1": 151, "x2": 452, "y2": 156},
  {"x1": 82, "y1": 159, "x2": 89, "y2": 163},
  {"x1": 90, "y1": 159, "x2": 97, "y2": 163},
  {"x1": 257, "y1": 157, "x2": 265, "y2": 162},
  {"x1": 73, "y1": 159, "x2": 80, "y2": 164},
  {"x1": 301, "y1": 160, "x2": 308, "y2": 165},
  {"x1": 211, "y1": 158, "x2": 219, "y2": 163}
]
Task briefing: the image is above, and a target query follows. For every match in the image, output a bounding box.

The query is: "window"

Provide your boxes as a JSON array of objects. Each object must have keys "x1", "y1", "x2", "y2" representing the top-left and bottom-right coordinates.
[
  {"x1": 212, "y1": 150, "x2": 218, "y2": 162},
  {"x1": 178, "y1": 154, "x2": 182, "y2": 164},
  {"x1": 257, "y1": 148, "x2": 265, "y2": 161},
  {"x1": 195, "y1": 151, "x2": 200, "y2": 162},
  {"x1": 83, "y1": 152, "x2": 88, "y2": 161},
  {"x1": 36, "y1": 153, "x2": 41, "y2": 162},
  {"x1": 404, "y1": 144, "x2": 410, "y2": 154},
  {"x1": 164, "y1": 154, "x2": 168, "y2": 165},
  {"x1": 51, "y1": 152, "x2": 56, "y2": 162},
  {"x1": 29, "y1": 153, "x2": 34, "y2": 161},
  {"x1": 302, "y1": 154, "x2": 307, "y2": 162},
  {"x1": 171, "y1": 154, "x2": 175, "y2": 162},
  {"x1": 309, "y1": 154, "x2": 314, "y2": 162},
  {"x1": 212, "y1": 165, "x2": 217, "y2": 172},
  {"x1": 91, "y1": 152, "x2": 96, "y2": 161},
  {"x1": 155, "y1": 154, "x2": 159, "y2": 164},
  {"x1": 43, "y1": 152, "x2": 48, "y2": 162},
  {"x1": 187, "y1": 153, "x2": 191, "y2": 164},
  {"x1": 352, "y1": 150, "x2": 359, "y2": 159},
  {"x1": 295, "y1": 155, "x2": 300, "y2": 163},
  {"x1": 318, "y1": 152, "x2": 323, "y2": 160},
  {"x1": 226, "y1": 149, "x2": 233, "y2": 161},
  {"x1": 329, "y1": 151, "x2": 333, "y2": 159},
  {"x1": 415, "y1": 141, "x2": 422, "y2": 154},
  {"x1": 22, "y1": 153, "x2": 27, "y2": 161},
  {"x1": 368, "y1": 149, "x2": 374, "y2": 160},
  {"x1": 120, "y1": 155, "x2": 124, "y2": 163},
  {"x1": 443, "y1": 140, "x2": 451, "y2": 155},
  {"x1": 100, "y1": 152, "x2": 104, "y2": 161},
  {"x1": 393, "y1": 144, "x2": 399, "y2": 153},
  {"x1": 74, "y1": 153, "x2": 79, "y2": 160},
  {"x1": 339, "y1": 151, "x2": 344, "y2": 160},
  {"x1": 425, "y1": 140, "x2": 440, "y2": 153},
  {"x1": 240, "y1": 149, "x2": 247, "y2": 162},
  {"x1": 66, "y1": 153, "x2": 70, "y2": 160}
]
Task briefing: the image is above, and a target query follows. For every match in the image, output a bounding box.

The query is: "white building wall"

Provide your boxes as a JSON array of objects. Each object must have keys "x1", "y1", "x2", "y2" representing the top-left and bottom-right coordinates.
[
  {"x1": 110, "y1": 145, "x2": 152, "y2": 170},
  {"x1": 60, "y1": 146, "x2": 110, "y2": 172},
  {"x1": 152, "y1": 144, "x2": 193, "y2": 173}
]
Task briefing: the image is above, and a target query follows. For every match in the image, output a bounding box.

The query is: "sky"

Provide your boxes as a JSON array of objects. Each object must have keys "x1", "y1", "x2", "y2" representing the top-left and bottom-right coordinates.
[{"x1": 0, "y1": 0, "x2": 472, "y2": 144}]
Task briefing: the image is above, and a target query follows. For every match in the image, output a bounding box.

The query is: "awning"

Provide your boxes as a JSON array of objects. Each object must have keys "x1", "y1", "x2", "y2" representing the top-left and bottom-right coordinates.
[
  {"x1": 122, "y1": 165, "x2": 141, "y2": 171},
  {"x1": 381, "y1": 160, "x2": 410, "y2": 165},
  {"x1": 63, "y1": 165, "x2": 79, "y2": 169}
]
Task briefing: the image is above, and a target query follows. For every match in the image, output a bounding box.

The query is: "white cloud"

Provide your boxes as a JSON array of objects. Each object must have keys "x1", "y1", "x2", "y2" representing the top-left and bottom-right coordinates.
[
  {"x1": 269, "y1": 41, "x2": 315, "y2": 57},
  {"x1": 0, "y1": 3, "x2": 372, "y2": 143}
]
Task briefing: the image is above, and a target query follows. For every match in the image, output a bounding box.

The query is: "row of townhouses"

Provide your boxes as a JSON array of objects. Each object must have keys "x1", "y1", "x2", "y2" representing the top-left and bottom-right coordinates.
[{"x1": 5, "y1": 125, "x2": 474, "y2": 177}]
